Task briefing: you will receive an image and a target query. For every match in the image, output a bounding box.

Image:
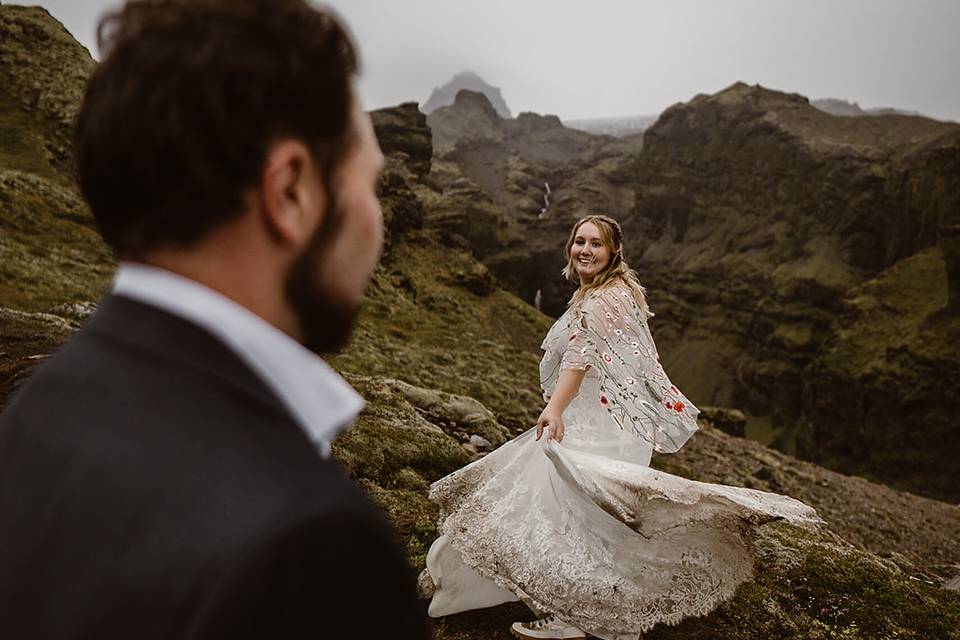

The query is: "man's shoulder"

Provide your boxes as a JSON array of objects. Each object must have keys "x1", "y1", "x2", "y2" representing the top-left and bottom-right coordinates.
[
  {"x1": 0, "y1": 294, "x2": 333, "y2": 513},
  {"x1": 7, "y1": 295, "x2": 285, "y2": 417}
]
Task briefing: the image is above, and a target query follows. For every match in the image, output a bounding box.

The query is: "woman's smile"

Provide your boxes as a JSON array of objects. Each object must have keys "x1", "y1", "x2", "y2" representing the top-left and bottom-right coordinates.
[{"x1": 571, "y1": 221, "x2": 610, "y2": 283}]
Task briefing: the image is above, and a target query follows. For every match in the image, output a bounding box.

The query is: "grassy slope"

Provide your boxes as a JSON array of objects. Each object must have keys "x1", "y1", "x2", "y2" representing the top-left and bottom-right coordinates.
[
  {"x1": 330, "y1": 234, "x2": 553, "y2": 430},
  {"x1": 0, "y1": 7, "x2": 114, "y2": 308},
  {"x1": 0, "y1": 6, "x2": 113, "y2": 400}
]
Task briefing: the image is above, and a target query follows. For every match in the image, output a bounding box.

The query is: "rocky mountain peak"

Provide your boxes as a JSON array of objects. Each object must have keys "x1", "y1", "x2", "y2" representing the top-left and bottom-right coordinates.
[
  {"x1": 693, "y1": 80, "x2": 812, "y2": 112},
  {"x1": 421, "y1": 70, "x2": 512, "y2": 118},
  {"x1": 649, "y1": 80, "x2": 957, "y2": 162},
  {"x1": 451, "y1": 89, "x2": 503, "y2": 121},
  {"x1": 513, "y1": 111, "x2": 564, "y2": 133},
  {"x1": 425, "y1": 90, "x2": 507, "y2": 156}
]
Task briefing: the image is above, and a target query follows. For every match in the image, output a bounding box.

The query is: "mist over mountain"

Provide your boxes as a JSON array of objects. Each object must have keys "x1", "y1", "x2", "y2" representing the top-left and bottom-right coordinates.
[{"x1": 420, "y1": 71, "x2": 512, "y2": 118}]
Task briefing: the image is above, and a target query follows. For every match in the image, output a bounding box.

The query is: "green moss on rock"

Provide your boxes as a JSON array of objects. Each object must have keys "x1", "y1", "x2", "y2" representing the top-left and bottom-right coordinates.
[
  {"x1": 800, "y1": 247, "x2": 960, "y2": 501},
  {"x1": 643, "y1": 522, "x2": 960, "y2": 640},
  {"x1": 332, "y1": 374, "x2": 473, "y2": 487}
]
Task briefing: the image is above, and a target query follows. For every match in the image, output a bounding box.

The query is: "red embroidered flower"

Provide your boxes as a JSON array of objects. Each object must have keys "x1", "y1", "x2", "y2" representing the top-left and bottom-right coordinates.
[
  {"x1": 665, "y1": 401, "x2": 673, "y2": 409},
  {"x1": 600, "y1": 394, "x2": 609, "y2": 406},
  {"x1": 602, "y1": 353, "x2": 613, "y2": 363},
  {"x1": 674, "y1": 402, "x2": 685, "y2": 413}
]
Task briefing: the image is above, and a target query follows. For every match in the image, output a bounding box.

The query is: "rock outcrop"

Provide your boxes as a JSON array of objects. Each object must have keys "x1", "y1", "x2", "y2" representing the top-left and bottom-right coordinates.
[
  {"x1": 371, "y1": 102, "x2": 433, "y2": 180},
  {"x1": 427, "y1": 89, "x2": 506, "y2": 156}
]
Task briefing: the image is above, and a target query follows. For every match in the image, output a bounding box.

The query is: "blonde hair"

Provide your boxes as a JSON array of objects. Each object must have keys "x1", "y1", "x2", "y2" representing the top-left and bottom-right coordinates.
[{"x1": 562, "y1": 214, "x2": 654, "y2": 319}]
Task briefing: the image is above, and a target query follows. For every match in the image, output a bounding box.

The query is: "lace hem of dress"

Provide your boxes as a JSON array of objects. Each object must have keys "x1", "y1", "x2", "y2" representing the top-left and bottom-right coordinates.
[
  {"x1": 428, "y1": 445, "x2": 777, "y2": 639},
  {"x1": 434, "y1": 503, "x2": 759, "y2": 638}
]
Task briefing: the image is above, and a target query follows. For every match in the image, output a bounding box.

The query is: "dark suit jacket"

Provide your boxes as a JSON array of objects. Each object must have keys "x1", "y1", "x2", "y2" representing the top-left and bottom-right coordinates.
[{"x1": 0, "y1": 295, "x2": 429, "y2": 639}]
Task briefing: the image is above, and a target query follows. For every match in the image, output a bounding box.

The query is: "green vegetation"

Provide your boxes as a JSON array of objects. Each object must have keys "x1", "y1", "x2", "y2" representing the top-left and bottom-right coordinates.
[
  {"x1": 820, "y1": 247, "x2": 952, "y2": 376},
  {"x1": 0, "y1": 170, "x2": 112, "y2": 311},
  {"x1": 644, "y1": 523, "x2": 960, "y2": 640},
  {"x1": 329, "y1": 234, "x2": 553, "y2": 430},
  {"x1": 799, "y1": 247, "x2": 960, "y2": 501},
  {"x1": 0, "y1": 7, "x2": 114, "y2": 314}
]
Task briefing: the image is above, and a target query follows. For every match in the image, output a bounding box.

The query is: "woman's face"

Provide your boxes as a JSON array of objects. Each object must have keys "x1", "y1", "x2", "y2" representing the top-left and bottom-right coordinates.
[{"x1": 570, "y1": 221, "x2": 611, "y2": 284}]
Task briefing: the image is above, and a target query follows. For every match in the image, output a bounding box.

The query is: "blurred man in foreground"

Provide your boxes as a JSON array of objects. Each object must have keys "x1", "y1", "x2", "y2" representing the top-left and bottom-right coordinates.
[{"x1": 0, "y1": 1, "x2": 428, "y2": 637}]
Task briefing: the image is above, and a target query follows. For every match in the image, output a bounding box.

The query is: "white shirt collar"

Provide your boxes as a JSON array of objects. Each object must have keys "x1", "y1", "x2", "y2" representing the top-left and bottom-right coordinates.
[{"x1": 111, "y1": 262, "x2": 364, "y2": 457}]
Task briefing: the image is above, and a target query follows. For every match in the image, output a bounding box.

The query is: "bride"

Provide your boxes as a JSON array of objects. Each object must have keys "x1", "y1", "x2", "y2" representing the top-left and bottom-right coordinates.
[{"x1": 420, "y1": 214, "x2": 824, "y2": 640}]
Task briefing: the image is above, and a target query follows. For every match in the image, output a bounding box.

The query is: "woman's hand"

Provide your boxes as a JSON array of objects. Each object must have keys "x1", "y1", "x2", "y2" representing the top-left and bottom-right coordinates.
[
  {"x1": 536, "y1": 368, "x2": 585, "y2": 443},
  {"x1": 536, "y1": 408, "x2": 565, "y2": 442}
]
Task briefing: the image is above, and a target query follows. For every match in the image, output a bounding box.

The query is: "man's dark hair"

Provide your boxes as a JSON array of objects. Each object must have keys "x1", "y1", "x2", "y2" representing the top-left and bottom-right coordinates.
[{"x1": 74, "y1": 0, "x2": 359, "y2": 254}]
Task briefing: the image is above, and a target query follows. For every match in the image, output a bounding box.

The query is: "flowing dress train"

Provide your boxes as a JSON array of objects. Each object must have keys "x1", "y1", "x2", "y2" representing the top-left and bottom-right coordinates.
[{"x1": 423, "y1": 285, "x2": 824, "y2": 639}]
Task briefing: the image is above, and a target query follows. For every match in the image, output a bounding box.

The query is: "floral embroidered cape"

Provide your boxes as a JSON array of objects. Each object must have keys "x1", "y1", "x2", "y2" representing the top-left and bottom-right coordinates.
[{"x1": 540, "y1": 284, "x2": 700, "y2": 453}]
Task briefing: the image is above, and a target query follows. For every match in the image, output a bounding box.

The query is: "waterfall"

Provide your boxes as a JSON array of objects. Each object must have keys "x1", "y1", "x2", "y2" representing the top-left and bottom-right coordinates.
[{"x1": 538, "y1": 182, "x2": 551, "y2": 218}]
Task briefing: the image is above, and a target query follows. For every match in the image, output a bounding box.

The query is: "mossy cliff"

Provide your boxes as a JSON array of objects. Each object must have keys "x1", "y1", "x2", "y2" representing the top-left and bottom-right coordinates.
[
  {"x1": 0, "y1": 6, "x2": 958, "y2": 639},
  {"x1": 798, "y1": 247, "x2": 960, "y2": 500},
  {"x1": 633, "y1": 83, "x2": 960, "y2": 502},
  {"x1": 0, "y1": 6, "x2": 111, "y2": 401},
  {"x1": 0, "y1": 5, "x2": 111, "y2": 311}
]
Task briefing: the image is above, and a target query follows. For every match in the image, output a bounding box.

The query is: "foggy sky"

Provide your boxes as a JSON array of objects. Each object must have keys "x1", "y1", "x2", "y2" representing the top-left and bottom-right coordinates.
[{"x1": 29, "y1": 0, "x2": 960, "y2": 122}]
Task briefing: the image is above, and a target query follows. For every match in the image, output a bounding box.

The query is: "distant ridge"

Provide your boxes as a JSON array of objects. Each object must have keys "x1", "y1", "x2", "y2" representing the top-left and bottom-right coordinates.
[
  {"x1": 421, "y1": 71, "x2": 511, "y2": 118},
  {"x1": 812, "y1": 97, "x2": 927, "y2": 119},
  {"x1": 564, "y1": 114, "x2": 658, "y2": 137}
]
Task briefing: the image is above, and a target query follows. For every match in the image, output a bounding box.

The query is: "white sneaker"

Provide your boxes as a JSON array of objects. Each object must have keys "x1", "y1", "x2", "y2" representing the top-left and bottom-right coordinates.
[{"x1": 510, "y1": 614, "x2": 586, "y2": 639}]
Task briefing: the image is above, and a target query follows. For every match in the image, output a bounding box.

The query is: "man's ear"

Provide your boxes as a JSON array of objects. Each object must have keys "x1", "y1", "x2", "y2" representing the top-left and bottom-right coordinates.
[{"x1": 258, "y1": 139, "x2": 327, "y2": 246}]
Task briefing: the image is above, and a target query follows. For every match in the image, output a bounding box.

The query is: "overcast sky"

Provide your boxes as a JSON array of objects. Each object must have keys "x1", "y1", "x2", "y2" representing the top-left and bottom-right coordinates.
[{"x1": 31, "y1": 0, "x2": 960, "y2": 122}]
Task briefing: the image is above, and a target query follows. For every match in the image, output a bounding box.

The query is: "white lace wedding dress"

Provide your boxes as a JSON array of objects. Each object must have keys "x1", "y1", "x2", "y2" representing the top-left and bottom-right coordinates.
[{"x1": 423, "y1": 284, "x2": 824, "y2": 639}]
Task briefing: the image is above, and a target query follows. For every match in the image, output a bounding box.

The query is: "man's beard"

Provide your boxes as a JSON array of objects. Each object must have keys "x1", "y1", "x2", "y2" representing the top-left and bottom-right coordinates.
[{"x1": 284, "y1": 205, "x2": 360, "y2": 356}]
